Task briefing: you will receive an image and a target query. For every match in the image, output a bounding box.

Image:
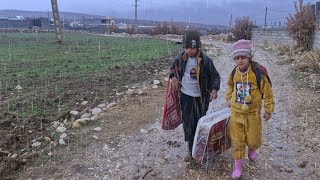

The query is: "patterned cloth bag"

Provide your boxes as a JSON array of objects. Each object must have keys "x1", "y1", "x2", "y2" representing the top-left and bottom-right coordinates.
[{"x1": 161, "y1": 78, "x2": 182, "y2": 130}]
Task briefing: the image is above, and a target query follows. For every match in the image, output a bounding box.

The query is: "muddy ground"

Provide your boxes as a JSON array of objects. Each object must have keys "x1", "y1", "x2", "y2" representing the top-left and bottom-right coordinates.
[{"x1": 2, "y1": 39, "x2": 320, "y2": 180}]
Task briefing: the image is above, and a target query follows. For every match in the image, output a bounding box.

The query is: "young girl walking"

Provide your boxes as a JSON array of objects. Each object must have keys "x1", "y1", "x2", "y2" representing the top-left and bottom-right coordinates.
[{"x1": 226, "y1": 39, "x2": 275, "y2": 179}]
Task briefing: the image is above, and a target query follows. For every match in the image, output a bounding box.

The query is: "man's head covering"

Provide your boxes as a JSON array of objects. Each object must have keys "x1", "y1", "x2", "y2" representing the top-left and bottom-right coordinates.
[{"x1": 183, "y1": 30, "x2": 201, "y2": 49}]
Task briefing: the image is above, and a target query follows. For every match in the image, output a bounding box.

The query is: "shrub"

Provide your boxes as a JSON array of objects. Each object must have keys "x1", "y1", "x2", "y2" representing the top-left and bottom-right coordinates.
[
  {"x1": 287, "y1": 0, "x2": 316, "y2": 51},
  {"x1": 232, "y1": 17, "x2": 254, "y2": 40},
  {"x1": 304, "y1": 50, "x2": 320, "y2": 73},
  {"x1": 107, "y1": 25, "x2": 119, "y2": 34},
  {"x1": 152, "y1": 22, "x2": 185, "y2": 35},
  {"x1": 126, "y1": 27, "x2": 135, "y2": 34}
]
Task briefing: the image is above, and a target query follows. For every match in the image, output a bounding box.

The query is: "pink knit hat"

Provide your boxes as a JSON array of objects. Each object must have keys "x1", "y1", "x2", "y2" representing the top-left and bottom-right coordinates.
[{"x1": 232, "y1": 39, "x2": 253, "y2": 59}]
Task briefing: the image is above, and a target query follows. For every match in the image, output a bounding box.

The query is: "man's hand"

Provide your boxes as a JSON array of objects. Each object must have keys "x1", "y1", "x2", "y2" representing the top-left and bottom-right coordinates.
[
  {"x1": 263, "y1": 112, "x2": 271, "y2": 121},
  {"x1": 171, "y1": 77, "x2": 180, "y2": 91},
  {"x1": 210, "y1": 89, "x2": 218, "y2": 100}
]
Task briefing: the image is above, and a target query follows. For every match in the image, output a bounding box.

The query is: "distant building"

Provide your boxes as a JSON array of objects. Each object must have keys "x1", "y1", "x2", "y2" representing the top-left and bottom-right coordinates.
[
  {"x1": 0, "y1": 18, "x2": 29, "y2": 28},
  {"x1": 0, "y1": 17, "x2": 51, "y2": 29},
  {"x1": 101, "y1": 16, "x2": 115, "y2": 25},
  {"x1": 69, "y1": 21, "x2": 84, "y2": 27},
  {"x1": 138, "y1": 25, "x2": 155, "y2": 34},
  {"x1": 31, "y1": 17, "x2": 50, "y2": 29},
  {"x1": 311, "y1": 2, "x2": 320, "y2": 20}
]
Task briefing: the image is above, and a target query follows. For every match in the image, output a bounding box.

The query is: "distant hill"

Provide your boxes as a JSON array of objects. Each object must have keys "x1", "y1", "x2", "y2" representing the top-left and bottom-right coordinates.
[
  {"x1": 0, "y1": 9, "x2": 228, "y2": 33},
  {"x1": 0, "y1": 9, "x2": 102, "y2": 20}
]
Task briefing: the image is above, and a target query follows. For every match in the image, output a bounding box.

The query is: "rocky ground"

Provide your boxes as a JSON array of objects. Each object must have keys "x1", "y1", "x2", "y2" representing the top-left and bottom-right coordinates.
[{"x1": 2, "y1": 37, "x2": 319, "y2": 180}]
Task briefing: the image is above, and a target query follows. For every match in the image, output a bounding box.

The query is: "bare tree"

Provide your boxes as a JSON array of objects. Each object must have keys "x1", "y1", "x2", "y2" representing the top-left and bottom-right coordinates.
[
  {"x1": 232, "y1": 17, "x2": 254, "y2": 41},
  {"x1": 287, "y1": 0, "x2": 316, "y2": 51}
]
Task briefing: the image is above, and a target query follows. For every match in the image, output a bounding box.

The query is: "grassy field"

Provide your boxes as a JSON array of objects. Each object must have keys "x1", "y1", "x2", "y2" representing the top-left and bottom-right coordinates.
[{"x1": 0, "y1": 32, "x2": 181, "y2": 118}]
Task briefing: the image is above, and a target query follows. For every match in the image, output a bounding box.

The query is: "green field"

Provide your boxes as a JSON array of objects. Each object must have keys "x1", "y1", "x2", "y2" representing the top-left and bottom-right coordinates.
[{"x1": 0, "y1": 32, "x2": 181, "y2": 118}]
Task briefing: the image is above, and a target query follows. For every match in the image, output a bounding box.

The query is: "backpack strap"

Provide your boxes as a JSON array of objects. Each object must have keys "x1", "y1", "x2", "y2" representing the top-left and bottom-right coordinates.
[
  {"x1": 231, "y1": 66, "x2": 237, "y2": 82},
  {"x1": 253, "y1": 65, "x2": 262, "y2": 91}
]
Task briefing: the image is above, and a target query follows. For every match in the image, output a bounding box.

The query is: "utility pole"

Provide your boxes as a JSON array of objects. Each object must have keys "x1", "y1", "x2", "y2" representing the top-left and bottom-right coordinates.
[
  {"x1": 264, "y1": 6, "x2": 268, "y2": 28},
  {"x1": 133, "y1": 0, "x2": 139, "y2": 33},
  {"x1": 51, "y1": 0, "x2": 62, "y2": 44},
  {"x1": 229, "y1": 13, "x2": 233, "y2": 29}
]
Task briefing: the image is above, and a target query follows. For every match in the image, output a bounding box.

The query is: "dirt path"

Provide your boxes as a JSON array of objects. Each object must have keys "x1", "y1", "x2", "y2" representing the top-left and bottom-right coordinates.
[{"x1": 17, "y1": 40, "x2": 320, "y2": 180}]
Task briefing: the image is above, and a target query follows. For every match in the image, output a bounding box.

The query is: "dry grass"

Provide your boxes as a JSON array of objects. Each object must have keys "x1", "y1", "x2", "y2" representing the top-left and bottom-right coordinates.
[{"x1": 303, "y1": 50, "x2": 320, "y2": 73}]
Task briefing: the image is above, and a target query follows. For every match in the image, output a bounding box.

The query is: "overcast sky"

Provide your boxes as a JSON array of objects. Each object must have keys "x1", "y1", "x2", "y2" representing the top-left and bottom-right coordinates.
[{"x1": 0, "y1": 0, "x2": 318, "y2": 25}]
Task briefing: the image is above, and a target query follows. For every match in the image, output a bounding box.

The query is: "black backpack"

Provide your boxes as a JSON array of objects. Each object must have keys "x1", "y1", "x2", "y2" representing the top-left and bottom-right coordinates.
[{"x1": 231, "y1": 61, "x2": 272, "y2": 92}]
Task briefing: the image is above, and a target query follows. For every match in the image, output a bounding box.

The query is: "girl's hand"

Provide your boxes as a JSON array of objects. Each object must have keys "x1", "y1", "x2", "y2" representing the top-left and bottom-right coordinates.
[{"x1": 263, "y1": 112, "x2": 271, "y2": 121}]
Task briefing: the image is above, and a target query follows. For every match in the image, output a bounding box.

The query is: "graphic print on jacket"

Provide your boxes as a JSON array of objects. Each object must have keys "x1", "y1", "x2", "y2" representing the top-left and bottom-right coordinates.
[{"x1": 235, "y1": 82, "x2": 252, "y2": 104}]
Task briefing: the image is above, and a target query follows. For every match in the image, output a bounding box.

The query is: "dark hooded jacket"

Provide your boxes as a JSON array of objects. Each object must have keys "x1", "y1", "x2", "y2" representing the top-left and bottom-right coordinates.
[{"x1": 169, "y1": 49, "x2": 220, "y2": 112}]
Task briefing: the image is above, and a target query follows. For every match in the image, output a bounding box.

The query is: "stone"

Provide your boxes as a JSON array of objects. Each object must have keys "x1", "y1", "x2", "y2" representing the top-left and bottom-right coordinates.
[
  {"x1": 98, "y1": 103, "x2": 107, "y2": 108},
  {"x1": 103, "y1": 145, "x2": 109, "y2": 151},
  {"x1": 153, "y1": 80, "x2": 161, "y2": 85},
  {"x1": 31, "y1": 142, "x2": 41, "y2": 148},
  {"x1": 81, "y1": 113, "x2": 91, "y2": 119},
  {"x1": 75, "y1": 118, "x2": 91, "y2": 123},
  {"x1": 48, "y1": 152, "x2": 53, "y2": 156},
  {"x1": 15, "y1": 85, "x2": 23, "y2": 90},
  {"x1": 92, "y1": 136, "x2": 99, "y2": 140},
  {"x1": 94, "y1": 127, "x2": 102, "y2": 132},
  {"x1": 137, "y1": 90, "x2": 144, "y2": 95},
  {"x1": 91, "y1": 116, "x2": 98, "y2": 121},
  {"x1": 81, "y1": 101, "x2": 88, "y2": 106},
  {"x1": 72, "y1": 121, "x2": 81, "y2": 129},
  {"x1": 59, "y1": 139, "x2": 66, "y2": 145},
  {"x1": 106, "y1": 103, "x2": 117, "y2": 108},
  {"x1": 60, "y1": 133, "x2": 67, "y2": 139},
  {"x1": 140, "y1": 129, "x2": 148, "y2": 134},
  {"x1": 281, "y1": 166, "x2": 293, "y2": 173},
  {"x1": 52, "y1": 121, "x2": 61, "y2": 128},
  {"x1": 0, "y1": 150, "x2": 10, "y2": 157},
  {"x1": 91, "y1": 108, "x2": 102, "y2": 116},
  {"x1": 44, "y1": 137, "x2": 51, "y2": 142},
  {"x1": 56, "y1": 127, "x2": 66, "y2": 133},
  {"x1": 127, "y1": 89, "x2": 135, "y2": 95},
  {"x1": 70, "y1": 111, "x2": 79, "y2": 116},
  {"x1": 116, "y1": 92, "x2": 123, "y2": 96},
  {"x1": 152, "y1": 85, "x2": 158, "y2": 89},
  {"x1": 11, "y1": 154, "x2": 18, "y2": 158}
]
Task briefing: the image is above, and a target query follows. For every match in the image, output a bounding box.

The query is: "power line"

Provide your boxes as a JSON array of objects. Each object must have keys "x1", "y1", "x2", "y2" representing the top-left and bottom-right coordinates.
[
  {"x1": 247, "y1": 9, "x2": 266, "y2": 17},
  {"x1": 111, "y1": 0, "x2": 130, "y2": 8},
  {"x1": 252, "y1": 17, "x2": 287, "y2": 21},
  {"x1": 118, "y1": 0, "x2": 131, "y2": 7},
  {"x1": 268, "y1": 9, "x2": 291, "y2": 13}
]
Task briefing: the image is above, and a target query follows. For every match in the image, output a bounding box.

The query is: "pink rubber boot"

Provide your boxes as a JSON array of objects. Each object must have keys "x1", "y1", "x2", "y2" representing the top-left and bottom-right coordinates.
[
  {"x1": 248, "y1": 150, "x2": 257, "y2": 161},
  {"x1": 232, "y1": 160, "x2": 242, "y2": 179}
]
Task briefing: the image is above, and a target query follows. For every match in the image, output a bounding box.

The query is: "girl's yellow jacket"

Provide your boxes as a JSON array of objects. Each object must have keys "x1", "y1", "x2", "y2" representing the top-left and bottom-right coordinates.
[{"x1": 226, "y1": 65, "x2": 274, "y2": 113}]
